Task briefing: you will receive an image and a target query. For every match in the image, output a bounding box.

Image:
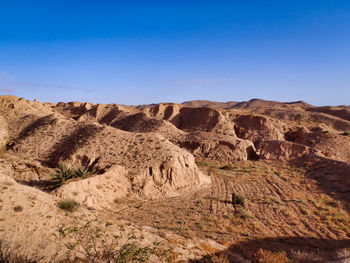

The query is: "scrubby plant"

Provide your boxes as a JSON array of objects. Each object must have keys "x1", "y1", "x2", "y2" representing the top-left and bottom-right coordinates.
[
  {"x1": 13, "y1": 205, "x2": 23, "y2": 212},
  {"x1": 52, "y1": 163, "x2": 74, "y2": 185},
  {"x1": 232, "y1": 192, "x2": 245, "y2": 207},
  {"x1": 251, "y1": 248, "x2": 288, "y2": 263},
  {"x1": 308, "y1": 139, "x2": 316, "y2": 145},
  {"x1": 237, "y1": 207, "x2": 253, "y2": 219},
  {"x1": 196, "y1": 253, "x2": 230, "y2": 263},
  {"x1": 74, "y1": 167, "x2": 90, "y2": 178},
  {"x1": 57, "y1": 199, "x2": 80, "y2": 212},
  {"x1": 51, "y1": 163, "x2": 90, "y2": 186},
  {"x1": 0, "y1": 239, "x2": 41, "y2": 263},
  {"x1": 57, "y1": 220, "x2": 171, "y2": 262},
  {"x1": 219, "y1": 164, "x2": 234, "y2": 171},
  {"x1": 341, "y1": 131, "x2": 350, "y2": 136}
]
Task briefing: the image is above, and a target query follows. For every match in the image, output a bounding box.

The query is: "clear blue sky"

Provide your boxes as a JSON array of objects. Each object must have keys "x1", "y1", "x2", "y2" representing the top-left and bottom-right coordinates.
[{"x1": 0, "y1": 1, "x2": 349, "y2": 105}]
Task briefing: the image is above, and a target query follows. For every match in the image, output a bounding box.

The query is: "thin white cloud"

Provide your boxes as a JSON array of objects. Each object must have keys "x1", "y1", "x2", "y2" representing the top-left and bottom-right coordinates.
[
  {"x1": 0, "y1": 88, "x2": 15, "y2": 93},
  {"x1": 0, "y1": 71, "x2": 15, "y2": 81},
  {"x1": 176, "y1": 78, "x2": 232, "y2": 86},
  {"x1": 14, "y1": 82, "x2": 68, "y2": 90},
  {"x1": 0, "y1": 70, "x2": 70, "y2": 93}
]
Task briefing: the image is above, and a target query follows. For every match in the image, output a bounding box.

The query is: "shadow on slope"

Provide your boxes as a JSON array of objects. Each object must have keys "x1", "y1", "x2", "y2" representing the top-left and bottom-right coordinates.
[
  {"x1": 191, "y1": 237, "x2": 350, "y2": 262},
  {"x1": 294, "y1": 156, "x2": 350, "y2": 215},
  {"x1": 44, "y1": 124, "x2": 103, "y2": 168}
]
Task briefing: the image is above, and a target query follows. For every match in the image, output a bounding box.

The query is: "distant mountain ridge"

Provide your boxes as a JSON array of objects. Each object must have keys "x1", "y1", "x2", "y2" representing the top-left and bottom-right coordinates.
[{"x1": 182, "y1": 98, "x2": 313, "y2": 109}]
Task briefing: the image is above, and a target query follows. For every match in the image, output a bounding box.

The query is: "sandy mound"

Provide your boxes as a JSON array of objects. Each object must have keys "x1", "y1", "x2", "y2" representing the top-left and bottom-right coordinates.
[
  {"x1": 53, "y1": 101, "x2": 93, "y2": 120},
  {"x1": 0, "y1": 116, "x2": 8, "y2": 148},
  {"x1": 0, "y1": 96, "x2": 55, "y2": 138},
  {"x1": 232, "y1": 114, "x2": 285, "y2": 145},
  {"x1": 173, "y1": 107, "x2": 235, "y2": 136},
  {"x1": 182, "y1": 99, "x2": 312, "y2": 110},
  {"x1": 143, "y1": 104, "x2": 236, "y2": 136},
  {"x1": 258, "y1": 140, "x2": 323, "y2": 161},
  {"x1": 53, "y1": 165, "x2": 130, "y2": 209},
  {"x1": 111, "y1": 112, "x2": 185, "y2": 139},
  {"x1": 182, "y1": 100, "x2": 239, "y2": 109},
  {"x1": 9, "y1": 112, "x2": 208, "y2": 197},
  {"x1": 0, "y1": 171, "x2": 70, "y2": 260},
  {"x1": 0, "y1": 170, "x2": 198, "y2": 262},
  {"x1": 76, "y1": 103, "x2": 139, "y2": 124},
  {"x1": 178, "y1": 132, "x2": 257, "y2": 162},
  {"x1": 308, "y1": 106, "x2": 350, "y2": 122},
  {"x1": 143, "y1": 103, "x2": 182, "y2": 120},
  {"x1": 287, "y1": 126, "x2": 350, "y2": 163}
]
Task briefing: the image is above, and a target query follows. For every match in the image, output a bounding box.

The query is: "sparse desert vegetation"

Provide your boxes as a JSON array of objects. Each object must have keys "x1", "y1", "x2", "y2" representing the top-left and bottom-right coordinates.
[
  {"x1": 52, "y1": 163, "x2": 90, "y2": 186},
  {"x1": 57, "y1": 198, "x2": 80, "y2": 212}
]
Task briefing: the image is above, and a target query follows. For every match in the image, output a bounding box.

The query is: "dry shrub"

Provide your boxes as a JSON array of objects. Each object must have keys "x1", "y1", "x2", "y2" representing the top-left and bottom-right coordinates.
[
  {"x1": 199, "y1": 253, "x2": 230, "y2": 263},
  {"x1": 251, "y1": 248, "x2": 288, "y2": 263},
  {"x1": 0, "y1": 239, "x2": 41, "y2": 263}
]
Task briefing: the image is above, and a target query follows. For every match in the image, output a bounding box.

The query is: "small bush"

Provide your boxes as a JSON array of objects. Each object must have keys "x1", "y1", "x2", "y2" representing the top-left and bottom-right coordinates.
[
  {"x1": 232, "y1": 192, "x2": 245, "y2": 207},
  {"x1": 0, "y1": 239, "x2": 40, "y2": 263},
  {"x1": 251, "y1": 248, "x2": 289, "y2": 263},
  {"x1": 237, "y1": 207, "x2": 253, "y2": 219},
  {"x1": 58, "y1": 199, "x2": 80, "y2": 212},
  {"x1": 51, "y1": 163, "x2": 74, "y2": 185},
  {"x1": 57, "y1": 220, "x2": 169, "y2": 262},
  {"x1": 51, "y1": 163, "x2": 90, "y2": 186},
  {"x1": 219, "y1": 164, "x2": 234, "y2": 171},
  {"x1": 341, "y1": 131, "x2": 350, "y2": 136},
  {"x1": 73, "y1": 167, "x2": 90, "y2": 178},
  {"x1": 308, "y1": 139, "x2": 316, "y2": 145}
]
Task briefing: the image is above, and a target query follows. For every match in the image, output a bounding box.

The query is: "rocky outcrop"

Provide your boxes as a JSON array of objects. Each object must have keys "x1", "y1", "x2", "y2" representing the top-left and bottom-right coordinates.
[
  {"x1": 0, "y1": 116, "x2": 8, "y2": 149},
  {"x1": 174, "y1": 107, "x2": 236, "y2": 136},
  {"x1": 233, "y1": 114, "x2": 285, "y2": 144},
  {"x1": 258, "y1": 140, "x2": 323, "y2": 161},
  {"x1": 178, "y1": 132, "x2": 257, "y2": 162},
  {"x1": 144, "y1": 105, "x2": 236, "y2": 136}
]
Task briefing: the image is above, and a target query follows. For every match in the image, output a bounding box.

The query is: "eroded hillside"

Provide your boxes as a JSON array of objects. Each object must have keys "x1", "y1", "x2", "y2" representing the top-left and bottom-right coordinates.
[{"x1": 0, "y1": 95, "x2": 349, "y2": 262}]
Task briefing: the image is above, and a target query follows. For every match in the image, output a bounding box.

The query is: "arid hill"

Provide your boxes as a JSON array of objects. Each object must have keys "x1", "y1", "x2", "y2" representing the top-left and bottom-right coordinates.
[{"x1": 0, "y1": 95, "x2": 350, "y2": 262}]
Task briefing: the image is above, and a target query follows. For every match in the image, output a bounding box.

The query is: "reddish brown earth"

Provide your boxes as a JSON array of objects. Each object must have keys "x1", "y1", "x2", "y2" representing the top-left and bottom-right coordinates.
[{"x1": 0, "y1": 95, "x2": 350, "y2": 262}]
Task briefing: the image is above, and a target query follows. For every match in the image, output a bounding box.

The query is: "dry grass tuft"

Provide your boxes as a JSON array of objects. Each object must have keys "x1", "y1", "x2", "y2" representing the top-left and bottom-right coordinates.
[
  {"x1": 251, "y1": 248, "x2": 289, "y2": 263},
  {"x1": 57, "y1": 199, "x2": 80, "y2": 212}
]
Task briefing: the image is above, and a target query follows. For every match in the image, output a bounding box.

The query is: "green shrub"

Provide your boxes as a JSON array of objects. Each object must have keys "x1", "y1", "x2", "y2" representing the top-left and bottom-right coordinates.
[
  {"x1": 308, "y1": 139, "x2": 316, "y2": 145},
  {"x1": 58, "y1": 199, "x2": 80, "y2": 212},
  {"x1": 51, "y1": 163, "x2": 90, "y2": 186},
  {"x1": 341, "y1": 131, "x2": 350, "y2": 136},
  {"x1": 232, "y1": 192, "x2": 245, "y2": 206},
  {"x1": 51, "y1": 163, "x2": 74, "y2": 185},
  {"x1": 73, "y1": 167, "x2": 90, "y2": 178}
]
